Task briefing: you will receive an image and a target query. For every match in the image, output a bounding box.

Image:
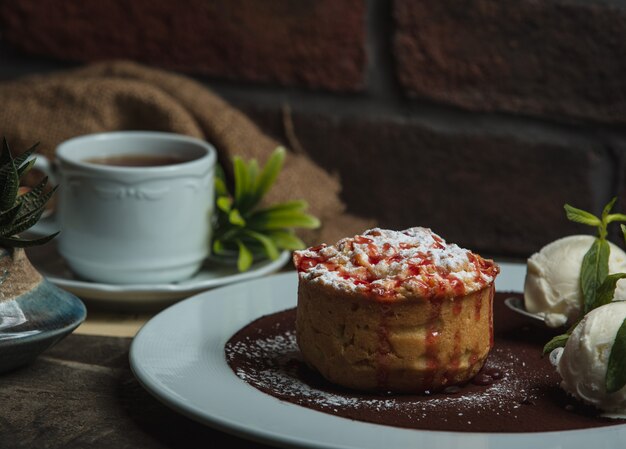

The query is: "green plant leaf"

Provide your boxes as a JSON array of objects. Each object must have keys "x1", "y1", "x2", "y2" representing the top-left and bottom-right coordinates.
[
  {"x1": 267, "y1": 230, "x2": 306, "y2": 250},
  {"x1": 2, "y1": 208, "x2": 46, "y2": 237},
  {"x1": 16, "y1": 176, "x2": 49, "y2": 208},
  {"x1": 564, "y1": 204, "x2": 601, "y2": 227},
  {"x1": 602, "y1": 197, "x2": 618, "y2": 218},
  {"x1": 606, "y1": 317, "x2": 626, "y2": 393},
  {"x1": 3, "y1": 181, "x2": 56, "y2": 236},
  {"x1": 16, "y1": 158, "x2": 36, "y2": 178},
  {"x1": 0, "y1": 232, "x2": 58, "y2": 248},
  {"x1": 594, "y1": 273, "x2": 626, "y2": 310},
  {"x1": 0, "y1": 150, "x2": 18, "y2": 211},
  {"x1": 233, "y1": 157, "x2": 250, "y2": 209},
  {"x1": 581, "y1": 238, "x2": 610, "y2": 313},
  {"x1": 212, "y1": 238, "x2": 226, "y2": 254},
  {"x1": 600, "y1": 197, "x2": 619, "y2": 239},
  {"x1": 0, "y1": 203, "x2": 22, "y2": 227},
  {"x1": 247, "y1": 159, "x2": 259, "y2": 191},
  {"x1": 216, "y1": 196, "x2": 232, "y2": 213},
  {"x1": 12, "y1": 201, "x2": 48, "y2": 229},
  {"x1": 248, "y1": 209, "x2": 320, "y2": 230},
  {"x1": 236, "y1": 240, "x2": 253, "y2": 272},
  {"x1": 1, "y1": 208, "x2": 43, "y2": 237},
  {"x1": 16, "y1": 183, "x2": 57, "y2": 222},
  {"x1": 243, "y1": 230, "x2": 280, "y2": 260},
  {"x1": 228, "y1": 209, "x2": 246, "y2": 226},
  {"x1": 234, "y1": 159, "x2": 260, "y2": 212},
  {"x1": 256, "y1": 200, "x2": 308, "y2": 214},
  {"x1": 607, "y1": 213, "x2": 626, "y2": 224},
  {"x1": 0, "y1": 139, "x2": 57, "y2": 249},
  {"x1": 211, "y1": 147, "x2": 321, "y2": 269},
  {"x1": 13, "y1": 142, "x2": 40, "y2": 167},
  {"x1": 0, "y1": 137, "x2": 11, "y2": 167},
  {"x1": 543, "y1": 333, "x2": 571, "y2": 356},
  {"x1": 214, "y1": 164, "x2": 230, "y2": 198},
  {"x1": 250, "y1": 147, "x2": 285, "y2": 207}
]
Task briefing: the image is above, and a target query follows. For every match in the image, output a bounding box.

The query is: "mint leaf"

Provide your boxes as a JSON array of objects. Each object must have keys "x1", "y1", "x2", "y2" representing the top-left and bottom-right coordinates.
[
  {"x1": 607, "y1": 213, "x2": 626, "y2": 224},
  {"x1": 564, "y1": 204, "x2": 601, "y2": 227},
  {"x1": 602, "y1": 197, "x2": 618, "y2": 217},
  {"x1": 581, "y1": 238, "x2": 610, "y2": 313},
  {"x1": 606, "y1": 317, "x2": 626, "y2": 393},
  {"x1": 593, "y1": 273, "x2": 626, "y2": 310},
  {"x1": 543, "y1": 333, "x2": 570, "y2": 355},
  {"x1": 563, "y1": 199, "x2": 626, "y2": 240},
  {"x1": 600, "y1": 197, "x2": 619, "y2": 239}
]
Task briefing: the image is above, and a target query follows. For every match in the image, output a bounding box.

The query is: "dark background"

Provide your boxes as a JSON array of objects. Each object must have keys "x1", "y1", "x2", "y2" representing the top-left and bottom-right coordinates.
[{"x1": 3, "y1": 0, "x2": 625, "y2": 258}]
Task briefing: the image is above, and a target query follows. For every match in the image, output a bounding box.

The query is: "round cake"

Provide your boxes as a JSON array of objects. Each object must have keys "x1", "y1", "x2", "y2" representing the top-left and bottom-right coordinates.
[{"x1": 293, "y1": 227, "x2": 500, "y2": 393}]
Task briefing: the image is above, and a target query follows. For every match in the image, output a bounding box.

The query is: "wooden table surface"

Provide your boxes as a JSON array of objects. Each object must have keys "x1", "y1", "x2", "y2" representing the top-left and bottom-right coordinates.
[
  {"x1": 1, "y1": 243, "x2": 286, "y2": 448},
  {"x1": 1, "y1": 323, "x2": 277, "y2": 448}
]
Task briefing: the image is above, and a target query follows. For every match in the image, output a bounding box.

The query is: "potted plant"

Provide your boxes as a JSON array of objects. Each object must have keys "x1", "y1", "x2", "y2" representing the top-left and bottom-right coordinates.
[{"x1": 0, "y1": 138, "x2": 86, "y2": 373}]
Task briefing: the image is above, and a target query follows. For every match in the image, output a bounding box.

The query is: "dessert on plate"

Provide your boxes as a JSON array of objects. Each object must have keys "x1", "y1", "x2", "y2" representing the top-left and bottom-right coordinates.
[
  {"x1": 524, "y1": 235, "x2": 626, "y2": 327},
  {"x1": 226, "y1": 202, "x2": 626, "y2": 433},
  {"x1": 550, "y1": 301, "x2": 626, "y2": 417},
  {"x1": 531, "y1": 200, "x2": 626, "y2": 417},
  {"x1": 293, "y1": 227, "x2": 499, "y2": 393}
]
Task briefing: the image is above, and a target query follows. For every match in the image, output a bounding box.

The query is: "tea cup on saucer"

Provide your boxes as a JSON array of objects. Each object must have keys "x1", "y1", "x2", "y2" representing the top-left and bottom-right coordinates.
[{"x1": 36, "y1": 131, "x2": 216, "y2": 285}]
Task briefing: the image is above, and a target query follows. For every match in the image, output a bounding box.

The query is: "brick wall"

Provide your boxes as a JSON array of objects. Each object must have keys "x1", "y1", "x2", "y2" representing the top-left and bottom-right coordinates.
[{"x1": 2, "y1": 0, "x2": 625, "y2": 257}]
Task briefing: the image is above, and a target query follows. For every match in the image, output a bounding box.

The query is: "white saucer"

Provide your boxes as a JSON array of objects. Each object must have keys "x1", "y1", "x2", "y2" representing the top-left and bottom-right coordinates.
[{"x1": 25, "y1": 240, "x2": 291, "y2": 309}]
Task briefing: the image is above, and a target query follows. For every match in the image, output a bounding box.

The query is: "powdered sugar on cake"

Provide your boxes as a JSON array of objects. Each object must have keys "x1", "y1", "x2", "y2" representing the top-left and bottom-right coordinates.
[{"x1": 293, "y1": 227, "x2": 499, "y2": 300}]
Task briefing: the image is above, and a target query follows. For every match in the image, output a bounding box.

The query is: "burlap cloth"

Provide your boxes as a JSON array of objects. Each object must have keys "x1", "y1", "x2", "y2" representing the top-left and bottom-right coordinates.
[{"x1": 0, "y1": 60, "x2": 374, "y2": 245}]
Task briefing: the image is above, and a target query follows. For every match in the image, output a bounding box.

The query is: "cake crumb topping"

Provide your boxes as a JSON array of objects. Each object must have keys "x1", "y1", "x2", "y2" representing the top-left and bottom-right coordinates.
[{"x1": 293, "y1": 227, "x2": 499, "y2": 300}]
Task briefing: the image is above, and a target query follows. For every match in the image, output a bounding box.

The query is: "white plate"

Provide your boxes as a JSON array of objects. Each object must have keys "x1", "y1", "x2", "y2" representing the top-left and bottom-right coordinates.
[
  {"x1": 25, "y1": 239, "x2": 290, "y2": 308},
  {"x1": 129, "y1": 263, "x2": 626, "y2": 449}
]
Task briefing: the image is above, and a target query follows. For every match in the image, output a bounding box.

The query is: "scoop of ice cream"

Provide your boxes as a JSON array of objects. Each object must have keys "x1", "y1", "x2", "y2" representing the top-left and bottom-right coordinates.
[
  {"x1": 550, "y1": 301, "x2": 626, "y2": 415},
  {"x1": 524, "y1": 235, "x2": 626, "y2": 327}
]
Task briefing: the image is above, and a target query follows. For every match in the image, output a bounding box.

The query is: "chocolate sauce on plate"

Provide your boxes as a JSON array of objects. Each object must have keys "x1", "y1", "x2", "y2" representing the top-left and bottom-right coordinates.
[{"x1": 225, "y1": 293, "x2": 626, "y2": 433}]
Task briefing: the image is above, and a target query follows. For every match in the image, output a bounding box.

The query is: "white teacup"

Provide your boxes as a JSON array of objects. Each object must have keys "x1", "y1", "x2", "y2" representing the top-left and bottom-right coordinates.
[{"x1": 38, "y1": 131, "x2": 216, "y2": 284}]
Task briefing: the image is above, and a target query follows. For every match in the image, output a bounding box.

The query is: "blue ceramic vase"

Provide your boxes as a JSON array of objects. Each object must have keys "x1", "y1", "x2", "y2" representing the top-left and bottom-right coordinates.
[{"x1": 0, "y1": 247, "x2": 86, "y2": 373}]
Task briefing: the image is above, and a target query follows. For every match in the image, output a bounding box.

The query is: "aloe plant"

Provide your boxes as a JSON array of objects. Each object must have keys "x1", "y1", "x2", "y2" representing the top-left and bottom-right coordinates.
[
  {"x1": 0, "y1": 138, "x2": 58, "y2": 248},
  {"x1": 212, "y1": 147, "x2": 320, "y2": 271}
]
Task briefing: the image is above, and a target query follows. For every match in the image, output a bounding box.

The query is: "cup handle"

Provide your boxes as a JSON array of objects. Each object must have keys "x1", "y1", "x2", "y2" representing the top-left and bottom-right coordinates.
[{"x1": 28, "y1": 155, "x2": 60, "y2": 236}]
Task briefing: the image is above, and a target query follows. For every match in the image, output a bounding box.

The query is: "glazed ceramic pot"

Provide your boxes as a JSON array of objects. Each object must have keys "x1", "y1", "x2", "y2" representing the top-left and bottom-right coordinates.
[{"x1": 0, "y1": 247, "x2": 86, "y2": 373}]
